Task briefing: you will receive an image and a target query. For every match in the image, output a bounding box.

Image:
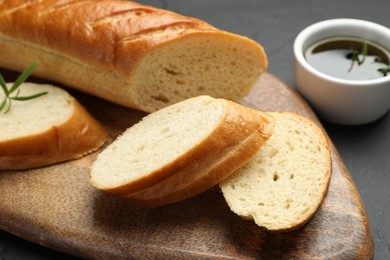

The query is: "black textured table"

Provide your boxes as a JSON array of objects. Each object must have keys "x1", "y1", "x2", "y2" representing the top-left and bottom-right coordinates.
[{"x1": 1, "y1": 0, "x2": 389, "y2": 259}]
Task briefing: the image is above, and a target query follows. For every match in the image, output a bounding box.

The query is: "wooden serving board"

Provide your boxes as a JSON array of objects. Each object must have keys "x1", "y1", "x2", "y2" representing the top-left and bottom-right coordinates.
[{"x1": 0, "y1": 71, "x2": 374, "y2": 259}]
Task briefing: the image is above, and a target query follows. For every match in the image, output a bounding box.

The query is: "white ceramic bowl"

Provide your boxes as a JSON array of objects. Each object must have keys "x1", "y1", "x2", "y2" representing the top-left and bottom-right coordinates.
[{"x1": 294, "y1": 18, "x2": 390, "y2": 125}]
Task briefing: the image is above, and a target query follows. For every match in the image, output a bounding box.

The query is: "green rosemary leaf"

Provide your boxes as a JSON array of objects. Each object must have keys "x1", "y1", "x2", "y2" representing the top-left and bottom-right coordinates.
[
  {"x1": 358, "y1": 40, "x2": 368, "y2": 65},
  {"x1": 378, "y1": 67, "x2": 390, "y2": 76},
  {"x1": 14, "y1": 89, "x2": 20, "y2": 98},
  {"x1": 0, "y1": 98, "x2": 7, "y2": 112},
  {"x1": 348, "y1": 47, "x2": 358, "y2": 72},
  {"x1": 9, "y1": 60, "x2": 39, "y2": 94},
  {"x1": 4, "y1": 98, "x2": 12, "y2": 114},
  {"x1": 0, "y1": 60, "x2": 48, "y2": 114},
  {"x1": 0, "y1": 74, "x2": 8, "y2": 96},
  {"x1": 10, "y1": 91, "x2": 48, "y2": 101}
]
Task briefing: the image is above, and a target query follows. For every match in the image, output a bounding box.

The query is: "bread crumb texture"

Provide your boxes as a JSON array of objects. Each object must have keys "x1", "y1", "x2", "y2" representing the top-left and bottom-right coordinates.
[
  {"x1": 90, "y1": 95, "x2": 226, "y2": 190},
  {"x1": 220, "y1": 112, "x2": 331, "y2": 232},
  {"x1": 133, "y1": 33, "x2": 266, "y2": 111},
  {"x1": 0, "y1": 83, "x2": 73, "y2": 141}
]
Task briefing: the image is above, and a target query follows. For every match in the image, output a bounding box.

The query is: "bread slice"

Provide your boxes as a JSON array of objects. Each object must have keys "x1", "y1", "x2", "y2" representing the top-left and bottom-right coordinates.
[
  {"x1": 0, "y1": 0, "x2": 267, "y2": 113},
  {"x1": 90, "y1": 96, "x2": 275, "y2": 206},
  {"x1": 0, "y1": 82, "x2": 108, "y2": 170},
  {"x1": 219, "y1": 112, "x2": 332, "y2": 232}
]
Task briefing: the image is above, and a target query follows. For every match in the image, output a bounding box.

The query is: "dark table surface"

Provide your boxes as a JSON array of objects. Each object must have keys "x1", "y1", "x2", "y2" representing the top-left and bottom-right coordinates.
[{"x1": 1, "y1": 0, "x2": 389, "y2": 259}]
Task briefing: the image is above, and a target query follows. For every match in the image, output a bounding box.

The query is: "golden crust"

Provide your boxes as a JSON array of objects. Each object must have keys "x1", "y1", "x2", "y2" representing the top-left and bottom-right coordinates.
[
  {"x1": 0, "y1": 0, "x2": 267, "y2": 112},
  {"x1": 0, "y1": 0, "x2": 213, "y2": 74}
]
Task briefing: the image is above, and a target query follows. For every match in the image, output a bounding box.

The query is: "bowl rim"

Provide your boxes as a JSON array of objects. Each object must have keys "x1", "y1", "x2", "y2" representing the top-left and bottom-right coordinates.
[{"x1": 294, "y1": 18, "x2": 390, "y2": 86}]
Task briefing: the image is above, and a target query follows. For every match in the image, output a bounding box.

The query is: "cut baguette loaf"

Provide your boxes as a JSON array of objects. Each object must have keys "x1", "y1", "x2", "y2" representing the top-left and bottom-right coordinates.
[
  {"x1": 0, "y1": 0, "x2": 267, "y2": 113},
  {"x1": 219, "y1": 112, "x2": 332, "y2": 232},
  {"x1": 90, "y1": 96, "x2": 275, "y2": 206},
  {"x1": 0, "y1": 83, "x2": 108, "y2": 170}
]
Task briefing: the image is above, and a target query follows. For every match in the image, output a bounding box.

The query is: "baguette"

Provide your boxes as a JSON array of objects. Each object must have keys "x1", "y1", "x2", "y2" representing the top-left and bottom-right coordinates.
[
  {"x1": 219, "y1": 112, "x2": 332, "y2": 232},
  {"x1": 0, "y1": 83, "x2": 108, "y2": 170},
  {"x1": 0, "y1": 0, "x2": 267, "y2": 113},
  {"x1": 90, "y1": 96, "x2": 275, "y2": 206}
]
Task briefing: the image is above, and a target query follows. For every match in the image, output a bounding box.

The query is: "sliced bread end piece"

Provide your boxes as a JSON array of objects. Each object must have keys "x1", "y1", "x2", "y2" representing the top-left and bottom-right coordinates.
[
  {"x1": 0, "y1": 83, "x2": 108, "y2": 170},
  {"x1": 219, "y1": 112, "x2": 332, "y2": 232}
]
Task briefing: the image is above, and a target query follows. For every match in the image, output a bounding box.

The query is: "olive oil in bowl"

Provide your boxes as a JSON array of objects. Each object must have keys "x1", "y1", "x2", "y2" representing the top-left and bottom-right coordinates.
[{"x1": 305, "y1": 37, "x2": 390, "y2": 81}]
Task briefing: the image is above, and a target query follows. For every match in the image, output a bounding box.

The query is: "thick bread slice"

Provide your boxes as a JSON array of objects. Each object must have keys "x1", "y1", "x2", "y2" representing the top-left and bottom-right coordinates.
[
  {"x1": 0, "y1": 0, "x2": 267, "y2": 113},
  {"x1": 0, "y1": 83, "x2": 108, "y2": 170},
  {"x1": 90, "y1": 96, "x2": 275, "y2": 205},
  {"x1": 219, "y1": 112, "x2": 332, "y2": 233}
]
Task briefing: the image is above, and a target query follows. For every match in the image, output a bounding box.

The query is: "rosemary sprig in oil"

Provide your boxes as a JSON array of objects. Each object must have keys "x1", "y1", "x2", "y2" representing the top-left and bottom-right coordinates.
[
  {"x1": 347, "y1": 40, "x2": 368, "y2": 72},
  {"x1": 346, "y1": 40, "x2": 390, "y2": 77},
  {"x1": 0, "y1": 60, "x2": 48, "y2": 114},
  {"x1": 378, "y1": 66, "x2": 390, "y2": 76}
]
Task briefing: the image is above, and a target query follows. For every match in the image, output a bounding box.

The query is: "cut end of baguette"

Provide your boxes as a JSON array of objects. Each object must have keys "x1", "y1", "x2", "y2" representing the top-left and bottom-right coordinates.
[
  {"x1": 0, "y1": 83, "x2": 108, "y2": 170},
  {"x1": 130, "y1": 32, "x2": 267, "y2": 112},
  {"x1": 220, "y1": 112, "x2": 332, "y2": 232}
]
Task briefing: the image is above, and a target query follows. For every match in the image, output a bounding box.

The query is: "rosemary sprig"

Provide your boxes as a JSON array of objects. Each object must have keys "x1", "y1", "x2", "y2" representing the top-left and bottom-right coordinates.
[
  {"x1": 347, "y1": 40, "x2": 368, "y2": 72},
  {"x1": 0, "y1": 60, "x2": 48, "y2": 114},
  {"x1": 378, "y1": 66, "x2": 390, "y2": 76}
]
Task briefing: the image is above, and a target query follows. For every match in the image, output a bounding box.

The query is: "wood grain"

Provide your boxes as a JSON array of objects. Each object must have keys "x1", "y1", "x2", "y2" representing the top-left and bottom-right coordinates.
[{"x1": 0, "y1": 71, "x2": 374, "y2": 259}]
